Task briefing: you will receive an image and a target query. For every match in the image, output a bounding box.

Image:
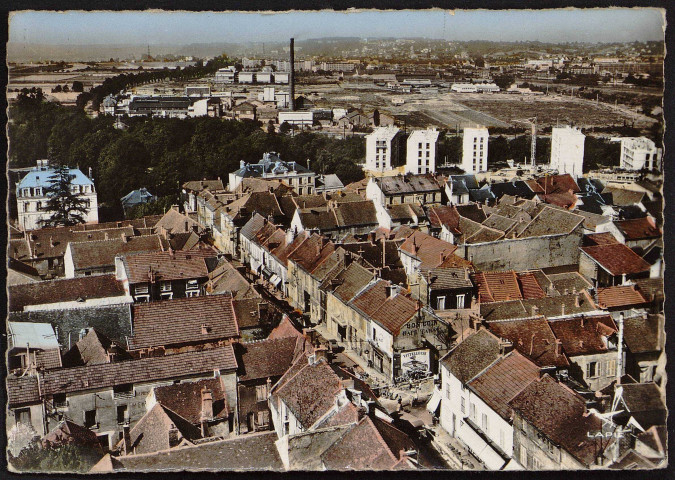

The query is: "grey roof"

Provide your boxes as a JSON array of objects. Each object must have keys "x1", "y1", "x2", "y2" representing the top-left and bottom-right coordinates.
[
  {"x1": 450, "y1": 174, "x2": 479, "y2": 193},
  {"x1": 518, "y1": 206, "x2": 585, "y2": 238},
  {"x1": 440, "y1": 329, "x2": 501, "y2": 383},
  {"x1": 374, "y1": 174, "x2": 443, "y2": 195},
  {"x1": 240, "y1": 213, "x2": 267, "y2": 241},
  {"x1": 232, "y1": 152, "x2": 312, "y2": 178},
  {"x1": 121, "y1": 188, "x2": 155, "y2": 208},
  {"x1": 427, "y1": 267, "x2": 474, "y2": 290}
]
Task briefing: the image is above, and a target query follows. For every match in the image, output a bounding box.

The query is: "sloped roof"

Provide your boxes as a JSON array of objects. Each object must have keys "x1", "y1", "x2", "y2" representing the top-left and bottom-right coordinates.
[
  {"x1": 427, "y1": 267, "x2": 473, "y2": 290},
  {"x1": 597, "y1": 285, "x2": 647, "y2": 308},
  {"x1": 123, "y1": 403, "x2": 202, "y2": 455},
  {"x1": 548, "y1": 315, "x2": 617, "y2": 357},
  {"x1": 487, "y1": 317, "x2": 569, "y2": 368},
  {"x1": 98, "y1": 431, "x2": 283, "y2": 472},
  {"x1": 373, "y1": 174, "x2": 442, "y2": 195},
  {"x1": 509, "y1": 375, "x2": 607, "y2": 467},
  {"x1": 182, "y1": 179, "x2": 225, "y2": 192},
  {"x1": 42, "y1": 420, "x2": 102, "y2": 451},
  {"x1": 472, "y1": 271, "x2": 522, "y2": 303},
  {"x1": 69, "y1": 235, "x2": 164, "y2": 271},
  {"x1": 580, "y1": 244, "x2": 651, "y2": 276},
  {"x1": 399, "y1": 231, "x2": 458, "y2": 271},
  {"x1": 518, "y1": 206, "x2": 585, "y2": 238},
  {"x1": 268, "y1": 315, "x2": 304, "y2": 341},
  {"x1": 236, "y1": 337, "x2": 304, "y2": 383},
  {"x1": 468, "y1": 351, "x2": 541, "y2": 420},
  {"x1": 330, "y1": 262, "x2": 376, "y2": 303},
  {"x1": 8, "y1": 321, "x2": 59, "y2": 350},
  {"x1": 62, "y1": 328, "x2": 131, "y2": 367},
  {"x1": 623, "y1": 314, "x2": 662, "y2": 354},
  {"x1": 614, "y1": 217, "x2": 661, "y2": 241},
  {"x1": 154, "y1": 208, "x2": 203, "y2": 234},
  {"x1": 122, "y1": 250, "x2": 216, "y2": 284},
  {"x1": 153, "y1": 378, "x2": 229, "y2": 424},
  {"x1": 130, "y1": 296, "x2": 239, "y2": 349},
  {"x1": 440, "y1": 329, "x2": 501, "y2": 383}
]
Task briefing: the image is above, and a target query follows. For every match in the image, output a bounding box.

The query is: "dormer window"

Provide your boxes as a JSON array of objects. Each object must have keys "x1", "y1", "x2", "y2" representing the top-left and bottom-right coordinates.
[
  {"x1": 186, "y1": 279, "x2": 199, "y2": 290},
  {"x1": 160, "y1": 281, "x2": 172, "y2": 292}
]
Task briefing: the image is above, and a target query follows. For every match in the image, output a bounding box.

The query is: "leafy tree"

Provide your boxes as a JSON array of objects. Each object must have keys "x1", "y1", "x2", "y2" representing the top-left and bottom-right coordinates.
[
  {"x1": 38, "y1": 164, "x2": 90, "y2": 227},
  {"x1": 9, "y1": 440, "x2": 103, "y2": 473},
  {"x1": 279, "y1": 121, "x2": 292, "y2": 135},
  {"x1": 72, "y1": 81, "x2": 84, "y2": 92},
  {"x1": 52, "y1": 85, "x2": 62, "y2": 93}
]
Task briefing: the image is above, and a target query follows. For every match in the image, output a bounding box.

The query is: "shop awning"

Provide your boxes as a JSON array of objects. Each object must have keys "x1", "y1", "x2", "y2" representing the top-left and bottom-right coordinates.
[
  {"x1": 426, "y1": 387, "x2": 442, "y2": 416},
  {"x1": 457, "y1": 419, "x2": 508, "y2": 471},
  {"x1": 269, "y1": 274, "x2": 282, "y2": 287}
]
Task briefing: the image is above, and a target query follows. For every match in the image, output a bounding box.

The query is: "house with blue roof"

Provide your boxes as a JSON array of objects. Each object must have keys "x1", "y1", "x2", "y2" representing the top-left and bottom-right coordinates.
[{"x1": 16, "y1": 159, "x2": 98, "y2": 231}]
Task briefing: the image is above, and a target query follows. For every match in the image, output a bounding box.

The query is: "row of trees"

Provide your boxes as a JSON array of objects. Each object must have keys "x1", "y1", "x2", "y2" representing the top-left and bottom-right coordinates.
[{"x1": 9, "y1": 95, "x2": 367, "y2": 219}]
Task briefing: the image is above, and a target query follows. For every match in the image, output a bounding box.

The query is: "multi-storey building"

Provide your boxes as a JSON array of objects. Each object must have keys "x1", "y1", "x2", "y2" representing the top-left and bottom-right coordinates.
[
  {"x1": 550, "y1": 126, "x2": 585, "y2": 178},
  {"x1": 405, "y1": 128, "x2": 440, "y2": 174},
  {"x1": 619, "y1": 137, "x2": 662, "y2": 171},
  {"x1": 364, "y1": 126, "x2": 402, "y2": 174},
  {"x1": 16, "y1": 160, "x2": 98, "y2": 231},
  {"x1": 461, "y1": 127, "x2": 489, "y2": 174}
]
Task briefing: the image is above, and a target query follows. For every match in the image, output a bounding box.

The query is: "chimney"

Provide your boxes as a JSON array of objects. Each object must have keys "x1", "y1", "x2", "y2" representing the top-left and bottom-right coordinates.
[
  {"x1": 171, "y1": 204, "x2": 180, "y2": 212},
  {"x1": 289, "y1": 38, "x2": 295, "y2": 111},
  {"x1": 561, "y1": 303, "x2": 565, "y2": 316},
  {"x1": 314, "y1": 345, "x2": 330, "y2": 363},
  {"x1": 88, "y1": 167, "x2": 93, "y2": 180},
  {"x1": 49, "y1": 236, "x2": 55, "y2": 247},
  {"x1": 185, "y1": 220, "x2": 189, "y2": 232},
  {"x1": 121, "y1": 233, "x2": 128, "y2": 243},
  {"x1": 201, "y1": 387, "x2": 214, "y2": 422},
  {"x1": 201, "y1": 324, "x2": 210, "y2": 334},
  {"x1": 530, "y1": 305, "x2": 539, "y2": 317},
  {"x1": 168, "y1": 423, "x2": 180, "y2": 448},
  {"x1": 123, "y1": 424, "x2": 131, "y2": 455},
  {"x1": 555, "y1": 339, "x2": 563, "y2": 357},
  {"x1": 574, "y1": 294, "x2": 581, "y2": 307}
]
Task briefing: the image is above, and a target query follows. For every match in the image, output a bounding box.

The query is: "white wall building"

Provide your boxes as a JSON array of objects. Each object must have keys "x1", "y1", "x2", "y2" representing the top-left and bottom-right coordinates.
[
  {"x1": 550, "y1": 126, "x2": 585, "y2": 178},
  {"x1": 406, "y1": 128, "x2": 440, "y2": 174},
  {"x1": 365, "y1": 126, "x2": 402, "y2": 173},
  {"x1": 16, "y1": 160, "x2": 98, "y2": 231},
  {"x1": 618, "y1": 137, "x2": 662, "y2": 171},
  {"x1": 451, "y1": 83, "x2": 478, "y2": 93},
  {"x1": 278, "y1": 111, "x2": 313, "y2": 127},
  {"x1": 215, "y1": 66, "x2": 237, "y2": 83},
  {"x1": 461, "y1": 127, "x2": 489, "y2": 174}
]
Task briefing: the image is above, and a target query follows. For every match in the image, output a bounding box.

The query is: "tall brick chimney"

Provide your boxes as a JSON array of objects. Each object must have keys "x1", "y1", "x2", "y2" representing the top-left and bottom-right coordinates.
[{"x1": 289, "y1": 38, "x2": 295, "y2": 111}]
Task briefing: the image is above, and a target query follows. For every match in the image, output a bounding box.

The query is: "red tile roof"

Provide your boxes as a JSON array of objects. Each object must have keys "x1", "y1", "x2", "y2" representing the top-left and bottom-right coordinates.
[
  {"x1": 42, "y1": 420, "x2": 103, "y2": 451},
  {"x1": 581, "y1": 244, "x2": 651, "y2": 276},
  {"x1": 583, "y1": 232, "x2": 620, "y2": 246},
  {"x1": 614, "y1": 217, "x2": 661, "y2": 241},
  {"x1": 509, "y1": 375, "x2": 608, "y2": 467},
  {"x1": 268, "y1": 315, "x2": 304, "y2": 340},
  {"x1": 487, "y1": 317, "x2": 569, "y2": 368},
  {"x1": 122, "y1": 250, "x2": 216, "y2": 284},
  {"x1": 288, "y1": 234, "x2": 336, "y2": 274},
  {"x1": 547, "y1": 315, "x2": 617, "y2": 357},
  {"x1": 7, "y1": 376, "x2": 40, "y2": 407},
  {"x1": 351, "y1": 281, "x2": 420, "y2": 335},
  {"x1": 69, "y1": 235, "x2": 164, "y2": 270},
  {"x1": 8, "y1": 274, "x2": 126, "y2": 312},
  {"x1": 130, "y1": 296, "x2": 239, "y2": 349},
  {"x1": 122, "y1": 403, "x2": 202, "y2": 455},
  {"x1": 235, "y1": 336, "x2": 305, "y2": 381},
  {"x1": 527, "y1": 174, "x2": 580, "y2": 195},
  {"x1": 472, "y1": 271, "x2": 522, "y2": 303},
  {"x1": 597, "y1": 285, "x2": 647, "y2": 309},
  {"x1": 516, "y1": 272, "x2": 546, "y2": 299},
  {"x1": 399, "y1": 231, "x2": 458, "y2": 271},
  {"x1": 468, "y1": 351, "x2": 541, "y2": 420}
]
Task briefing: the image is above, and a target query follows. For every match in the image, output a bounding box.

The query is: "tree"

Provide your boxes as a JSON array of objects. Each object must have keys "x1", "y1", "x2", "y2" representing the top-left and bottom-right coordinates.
[
  {"x1": 38, "y1": 164, "x2": 90, "y2": 227},
  {"x1": 72, "y1": 81, "x2": 84, "y2": 92},
  {"x1": 279, "y1": 121, "x2": 292, "y2": 135}
]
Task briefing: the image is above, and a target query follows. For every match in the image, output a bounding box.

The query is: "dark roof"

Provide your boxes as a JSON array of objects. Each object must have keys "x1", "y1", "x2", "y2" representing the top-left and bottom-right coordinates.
[
  {"x1": 130, "y1": 296, "x2": 239, "y2": 350},
  {"x1": 609, "y1": 450, "x2": 657, "y2": 470},
  {"x1": 231, "y1": 297, "x2": 265, "y2": 329},
  {"x1": 122, "y1": 250, "x2": 216, "y2": 284},
  {"x1": 268, "y1": 315, "x2": 304, "y2": 340},
  {"x1": 487, "y1": 317, "x2": 569, "y2": 368},
  {"x1": 509, "y1": 375, "x2": 607, "y2": 467},
  {"x1": 7, "y1": 375, "x2": 41, "y2": 407},
  {"x1": 480, "y1": 292, "x2": 598, "y2": 321},
  {"x1": 240, "y1": 213, "x2": 267, "y2": 241},
  {"x1": 427, "y1": 267, "x2": 473, "y2": 290},
  {"x1": 583, "y1": 232, "x2": 620, "y2": 246},
  {"x1": 8, "y1": 274, "x2": 127, "y2": 312},
  {"x1": 518, "y1": 206, "x2": 585, "y2": 238},
  {"x1": 106, "y1": 431, "x2": 283, "y2": 472},
  {"x1": 124, "y1": 403, "x2": 202, "y2": 455},
  {"x1": 440, "y1": 329, "x2": 501, "y2": 383},
  {"x1": 623, "y1": 315, "x2": 662, "y2": 355},
  {"x1": 327, "y1": 262, "x2": 375, "y2": 303},
  {"x1": 547, "y1": 272, "x2": 592, "y2": 294},
  {"x1": 235, "y1": 336, "x2": 304, "y2": 381},
  {"x1": 620, "y1": 383, "x2": 667, "y2": 420},
  {"x1": 34, "y1": 345, "x2": 237, "y2": 400},
  {"x1": 62, "y1": 328, "x2": 132, "y2": 367},
  {"x1": 614, "y1": 217, "x2": 661, "y2": 241},
  {"x1": 153, "y1": 378, "x2": 229, "y2": 425},
  {"x1": 580, "y1": 244, "x2": 652, "y2": 276},
  {"x1": 602, "y1": 186, "x2": 645, "y2": 206},
  {"x1": 547, "y1": 315, "x2": 617, "y2": 357},
  {"x1": 69, "y1": 235, "x2": 164, "y2": 271},
  {"x1": 42, "y1": 420, "x2": 103, "y2": 451},
  {"x1": 489, "y1": 180, "x2": 536, "y2": 200},
  {"x1": 272, "y1": 356, "x2": 343, "y2": 429},
  {"x1": 468, "y1": 351, "x2": 541, "y2": 420},
  {"x1": 374, "y1": 174, "x2": 442, "y2": 195},
  {"x1": 449, "y1": 174, "x2": 479, "y2": 192},
  {"x1": 182, "y1": 179, "x2": 225, "y2": 192}
]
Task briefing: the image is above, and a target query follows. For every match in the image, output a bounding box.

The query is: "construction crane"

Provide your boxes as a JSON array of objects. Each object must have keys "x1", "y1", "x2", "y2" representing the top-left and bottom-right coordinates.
[{"x1": 513, "y1": 117, "x2": 537, "y2": 167}]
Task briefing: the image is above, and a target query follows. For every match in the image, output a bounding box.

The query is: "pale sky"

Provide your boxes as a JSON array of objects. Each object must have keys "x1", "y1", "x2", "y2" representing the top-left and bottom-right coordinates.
[{"x1": 9, "y1": 9, "x2": 665, "y2": 45}]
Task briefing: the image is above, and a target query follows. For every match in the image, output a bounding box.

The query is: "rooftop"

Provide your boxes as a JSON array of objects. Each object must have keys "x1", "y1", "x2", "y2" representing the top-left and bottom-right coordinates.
[
  {"x1": 440, "y1": 329, "x2": 501, "y2": 384},
  {"x1": 580, "y1": 244, "x2": 652, "y2": 276},
  {"x1": 153, "y1": 378, "x2": 229, "y2": 425},
  {"x1": 121, "y1": 249, "x2": 217, "y2": 284},
  {"x1": 68, "y1": 235, "x2": 164, "y2": 271}
]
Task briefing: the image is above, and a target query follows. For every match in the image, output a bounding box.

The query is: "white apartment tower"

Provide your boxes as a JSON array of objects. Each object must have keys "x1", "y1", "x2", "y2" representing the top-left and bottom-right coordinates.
[
  {"x1": 619, "y1": 137, "x2": 662, "y2": 171},
  {"x1": 550, "y1": 126, "x2": 585, "y2": 178},
  {"x1": 365, "y1": 126, "x2": 402, "y2": 173},
  {"x1": 405, "y1": 128, "x2": 440, "y2": 174},
  {"x1": 461, "y1": 127, "x2": 489, "y2": 174}
]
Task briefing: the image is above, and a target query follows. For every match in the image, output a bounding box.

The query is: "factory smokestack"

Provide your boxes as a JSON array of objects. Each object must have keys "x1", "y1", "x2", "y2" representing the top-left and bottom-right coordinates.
[{"x1": 289, "y1": 38, "x2": 295, "y2": 111}]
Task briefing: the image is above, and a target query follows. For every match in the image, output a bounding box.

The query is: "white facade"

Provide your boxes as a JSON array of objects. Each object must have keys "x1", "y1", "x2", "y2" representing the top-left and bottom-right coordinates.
[
  {"x1": 238, "y1": 72, "x2": 255, "y2": 84},
  {"x1": 365, "y1": 126, "x2": 401, "y2": 173},
  {"x1": 215, "y1": 66, "x2": 237, "y2": 83},
  {"x1": 274, "y1": 72, "x2": 290, "y2": 84},
  {"x1": 550, "y1": 126, "x2": 585, "y2": 178},
  {"x1": 461, "y1": 127, "x2": 489, "y2": 174},
  {"x1": 278, "y1": 111, "x2": 313, "y2": 126},
  {"x1": 439, "y1": 364, "x2": 512, "y2": 470},
  {"x1": 16, "y1": 160, "x2": 98, "y2": 231},
  {"x1": 451, "y1": 83, "x2": 478, "y2": 93},
  {"x1": 405, "y1": 129, "x2": 440, "y2": 174},
  {"x1": 619, "y1": 137, "x2": 662, "y2": 171}
]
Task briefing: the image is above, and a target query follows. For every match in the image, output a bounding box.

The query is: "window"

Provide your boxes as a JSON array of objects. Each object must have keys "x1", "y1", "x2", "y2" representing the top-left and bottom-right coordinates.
[
  {"x1": 135, "y1": 284, "x2": 149, "y2": 295},
  {"x1": 84, "y1": 409, "x2": 97, "y2": 429},
  {"x1": 117, "y1": 405, "x2": 128, "y2": 424},
  {"x1": 586, "y1": 361, "x2": 598, "y2": 379},
  {"x1": 456, "y1": 294, "x2": 465, "y2": 309},
  {"x1": 470, "y1": 402, "x2": 476, "y2": 420},
  {"x1": 113, "y1": 383, "x2": 134, "y2": 399},
  {"x1": 437, "y1": 296, "x2": 446, "y2": 310},
  {"x1": 482, "y1": 413, "x2": 489, "y2": 432},
  {"x1": 186, "y1": 290, "x2": 200, "y2": 298},
  {"x1": 257, "y1": 410, "x2": 270, "y2": 427},
  {"x1": 460, "y1": 397, "x2": 465, "y2": 414},
  {"x1": 520, "y1": 445, "x2": 528, "y2": 466},
  {"x1": 606, "y1": 359, "x2": 616, "y2": 377},
  {"x1": 445, "y1": 382, "x2": 451, "y2": 400},
  {"x1": 53, "y1": 393, "x2": 67, "y2": 408},
  {"x1": 15, "y1": 408, "x2": 31, "y2": 425},
  {"x1": 256, "y1": 384, "x2": 269, "y2": 402}
]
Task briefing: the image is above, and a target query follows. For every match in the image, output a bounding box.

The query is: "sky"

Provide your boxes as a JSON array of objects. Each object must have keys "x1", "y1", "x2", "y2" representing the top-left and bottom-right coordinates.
[{"x1": 8, "y1": 9, "x2": 665, "y2": 46}]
